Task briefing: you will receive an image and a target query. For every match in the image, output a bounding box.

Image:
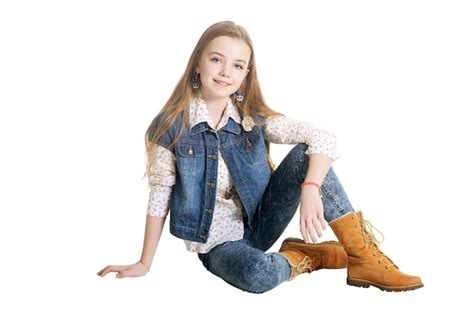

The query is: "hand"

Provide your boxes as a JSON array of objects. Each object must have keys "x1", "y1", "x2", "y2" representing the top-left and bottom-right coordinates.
[
  {"x1": 97, "y1": 261, "x2": 149, "y2": 278},
  {"x1": 299, "y1": 185, "x2": 327, "y2": 243}
]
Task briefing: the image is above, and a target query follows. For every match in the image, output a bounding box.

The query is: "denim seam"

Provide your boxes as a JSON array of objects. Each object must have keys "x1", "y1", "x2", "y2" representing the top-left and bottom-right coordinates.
[{"x1": 321, "y1": 186, "x2": 344, "y2": 215}]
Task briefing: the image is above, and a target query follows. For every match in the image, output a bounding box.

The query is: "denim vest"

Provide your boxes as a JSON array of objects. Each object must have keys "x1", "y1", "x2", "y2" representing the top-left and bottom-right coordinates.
[{"x1": 149, "y1": 110, "x2": 271, "y2": 243}]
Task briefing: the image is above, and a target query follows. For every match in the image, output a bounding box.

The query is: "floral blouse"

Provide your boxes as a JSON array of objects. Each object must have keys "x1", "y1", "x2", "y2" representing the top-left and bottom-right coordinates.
[{"x1": 147, "y1": 96, "x2": 339, "y2": 253}]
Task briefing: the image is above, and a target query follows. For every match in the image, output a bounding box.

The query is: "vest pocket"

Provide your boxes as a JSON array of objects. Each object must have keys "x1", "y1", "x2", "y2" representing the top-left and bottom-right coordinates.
[
  {"x1": 235, "y1": 129, "x2": 268, "y2": 167},
  {"x1": 236, "y1": 129, "x2": 260, "y2": 153},
  {"x1": 176, "y1": 144, "x2": 205, "y2": 157},
  {"x1": 175, "y1": 144, "x2": 205, "y2": 176}
]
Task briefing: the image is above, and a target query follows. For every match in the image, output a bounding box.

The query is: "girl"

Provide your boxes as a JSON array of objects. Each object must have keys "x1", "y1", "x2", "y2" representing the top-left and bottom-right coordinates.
[{"x1": 97, "y1": 21, "x2": 423, "y2": 293}]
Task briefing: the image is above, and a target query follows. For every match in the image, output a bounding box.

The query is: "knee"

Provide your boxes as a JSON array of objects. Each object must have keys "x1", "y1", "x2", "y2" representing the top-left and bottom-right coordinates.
[
  {"x1": 284, "y1": 143, "x2": 309, "y2": 179},
  {"x1": 238, "y1": 260, "x2": 283, "y2": 294},
  {"x1": 290, "y1": 143, "x2": 309, "y2": 160}
]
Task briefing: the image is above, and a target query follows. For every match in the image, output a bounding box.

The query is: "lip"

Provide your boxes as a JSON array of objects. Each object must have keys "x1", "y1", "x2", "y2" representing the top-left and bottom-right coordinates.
[{"x1": 213, "y1": 79, "x2": 231, "y2": 87}]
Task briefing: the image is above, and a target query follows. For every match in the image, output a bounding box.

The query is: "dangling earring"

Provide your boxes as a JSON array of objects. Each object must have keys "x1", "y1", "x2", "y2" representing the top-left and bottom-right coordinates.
[
  {"x1": 191, "y1": 73, "x2": 201, "y2": 89},
  {"x1": 234, "y1": 89, "x2": 245, "y2": 102}
]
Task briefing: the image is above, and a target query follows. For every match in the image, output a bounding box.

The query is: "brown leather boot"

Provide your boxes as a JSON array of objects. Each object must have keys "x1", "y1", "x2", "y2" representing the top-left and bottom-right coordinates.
[
  {"x1": 329, "y1": 211, "x2": 424, "y2": 291},
  {"x1": 278, "y1": 237, "x2": 348, "y2": 280}
]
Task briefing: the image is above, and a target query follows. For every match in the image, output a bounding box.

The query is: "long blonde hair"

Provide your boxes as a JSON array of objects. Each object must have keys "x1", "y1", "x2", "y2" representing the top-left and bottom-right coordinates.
[{"x1": 143, "y1": 21, "x2": 284, "y2": 185}]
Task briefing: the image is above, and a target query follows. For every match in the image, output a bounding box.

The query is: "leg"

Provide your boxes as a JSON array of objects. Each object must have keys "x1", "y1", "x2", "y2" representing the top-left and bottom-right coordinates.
[
  {"x1": 196, "y1": 143, "x2": 357, "y2": 291},
  {"x1": 329, "y1": 211, "x2": 424, "y2": 291},
  {"x1": 197, "y1": 233, "x2": 291, "y2": 294},
  {"x1": 320, "y1": 160, "x2": 355, "y2": 222},
  {"x1": 247, "y1": 143, "x2": 355, "y2": 252}
]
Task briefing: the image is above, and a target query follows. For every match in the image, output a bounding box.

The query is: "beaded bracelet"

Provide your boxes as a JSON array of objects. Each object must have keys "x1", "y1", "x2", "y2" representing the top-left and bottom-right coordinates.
[{"x1": 300, "y1": 181, "x2": 322, "y2": 196}]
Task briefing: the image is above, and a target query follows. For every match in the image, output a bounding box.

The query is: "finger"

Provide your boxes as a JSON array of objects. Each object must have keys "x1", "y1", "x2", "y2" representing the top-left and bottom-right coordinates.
[
  {"x1": 101, "y1": 265, "x2": 126, "y2": 276},
  {"x1": 97, "y1": 266, "x2": 112, "y2": 276},
  {"x1": 97, "y1": 266, "x2": 108, "y2": 276},
  {"x1": 300, "y1": 219, "x2": 309, "y2": 243},
  {"x1": 321, "y1": 219, "x2": 327, "y2": 231},
  {"x1": 118, "y1": 268, "x2": 137, "y2": 278},
  {"x1": 304, "y1": 229, "x2": 312, "y2": 244},
  {"x1": 317, "y1": 212, "x2": 327, "y2": 231},
  {"x1": 116, "y1": 269, "x2": 129, "y2": 278},
  {"x1": 303, "y1": 217, "x2": 316, "y2": 243},
  {"x1": 109, "y1": 265, "x2": 128, "y2": 272},
  {"x1": 312, "y1": 217, "x2": 323, "y2": 238},
  {"x1": 307, "y1": 224, "x2": 319, "y2": 243},
  {"x1": 300, "y1": 227, "x2": 309, "y2": 243}
]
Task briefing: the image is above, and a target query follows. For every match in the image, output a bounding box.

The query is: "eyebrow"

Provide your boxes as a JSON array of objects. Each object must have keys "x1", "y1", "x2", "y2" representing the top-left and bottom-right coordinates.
[{"x1": 209, "y1": 51, "x2": 248, "y2": 65}]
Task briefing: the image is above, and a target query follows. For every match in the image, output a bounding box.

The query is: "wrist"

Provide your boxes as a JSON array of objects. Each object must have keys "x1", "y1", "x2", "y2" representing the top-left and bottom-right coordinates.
[
  {"x1": 139, "y1": 260, "x2": 150, "y2": 272},
  {"x1": 301, "y1": 180, "x2": 322, "y2": 196}
]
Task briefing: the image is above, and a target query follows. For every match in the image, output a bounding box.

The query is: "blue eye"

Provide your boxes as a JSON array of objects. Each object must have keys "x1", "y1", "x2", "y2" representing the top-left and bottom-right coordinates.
[
  {"x1": 211, "y1": 57, "x2": 220, "y2": 63},
  {"x1": 235, "y1": 64, "x2": 244, "y2": 70}
]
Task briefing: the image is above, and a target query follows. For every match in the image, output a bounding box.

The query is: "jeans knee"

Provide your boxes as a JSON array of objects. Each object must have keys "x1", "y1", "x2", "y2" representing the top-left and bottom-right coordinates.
[
  {"x1": 290, "y1": 143, "x2": 309, "y2": 160},
  {"x1": 290, "y1": 144, "x2": 309, "y2": 179},
  {"x1": 238, "y1": 259, "x2": 283, "y2": 293}
]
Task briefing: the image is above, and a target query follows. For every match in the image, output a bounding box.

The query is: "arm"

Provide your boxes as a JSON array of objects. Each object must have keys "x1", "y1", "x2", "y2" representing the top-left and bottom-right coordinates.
[
  {"x1": 298, "y1": 153, "x2": 333, "y2": 243},
  {"x1": 97, "y1": 145, "x2": 175, "y2": 278},
  {"x1": 264, "y1": 115, "x2": 338, "y2": 243},
  {"x1": 141, "y1": 144, "x2": 176, "y2": 269},
  {"x1": 302, "y1": 152, "x2": 336, "y2": 244},
  {"x1": 264, "y1": 115, "x2": 339, "y2": 161},
  {"x1": 96, "y1": 217, "x2": 167, "y2": 279},
  {"x1": 264, "y1": 114, "x2": 338, "y2": 184},
  {"x1": 305, "y1": 153, "x2": 333, "y2": 185},
  {"x1": 139, "y1": 215, "x2": 167, "y2": 269}
]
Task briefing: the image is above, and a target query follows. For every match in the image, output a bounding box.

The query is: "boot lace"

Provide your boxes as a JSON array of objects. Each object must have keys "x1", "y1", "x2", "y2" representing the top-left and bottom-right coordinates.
[
  {"x1": 359, "y1": 216, "x2": 398, "y2": 270},
  {"x1": 296, "y1": 256, "x2": 314, "y2": 274}
]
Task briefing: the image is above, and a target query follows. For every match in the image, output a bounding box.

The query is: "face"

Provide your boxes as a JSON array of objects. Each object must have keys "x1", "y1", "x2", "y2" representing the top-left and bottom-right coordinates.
[{"x1": 196, "y1": 36, "x2": 251, "y2": 103}]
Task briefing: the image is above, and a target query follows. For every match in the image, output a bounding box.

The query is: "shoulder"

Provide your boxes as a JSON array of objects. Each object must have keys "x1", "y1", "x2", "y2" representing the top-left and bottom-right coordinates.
[
  {"x1": 249, "y1": 113, "x2": 285, "y2": 128},
  {"x1": 262, "y1": 113, "x2": 292, "y2": 126},
  {"x1": 149, "y1": 110, "x2": 184, "y2": 130},
  {"x1": 148, "y1": 110, "x2": 185, "y2": 146}
]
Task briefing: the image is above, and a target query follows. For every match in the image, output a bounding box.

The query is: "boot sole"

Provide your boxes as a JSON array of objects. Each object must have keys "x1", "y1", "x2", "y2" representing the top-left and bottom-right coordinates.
[{"x1": 347, "y1": 277, "x2": 424, "y2": 292}]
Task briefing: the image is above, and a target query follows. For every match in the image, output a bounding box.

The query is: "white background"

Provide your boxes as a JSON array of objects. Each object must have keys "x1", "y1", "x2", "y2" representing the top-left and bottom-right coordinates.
[{"x1": 1, "y1": 0, "x2": 472, "y2": 313}]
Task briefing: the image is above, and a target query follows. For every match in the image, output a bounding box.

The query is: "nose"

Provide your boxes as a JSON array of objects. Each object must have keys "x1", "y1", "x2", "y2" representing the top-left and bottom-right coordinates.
[{"x1": 219, "y1": 62, "x2": 231, "y2": 77}]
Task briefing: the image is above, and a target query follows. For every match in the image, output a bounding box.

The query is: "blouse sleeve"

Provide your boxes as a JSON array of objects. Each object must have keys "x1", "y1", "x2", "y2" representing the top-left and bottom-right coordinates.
[
  {"x1": 146, "y1": 144, "x2": 176, "y2": 217},
  {"x1": 263, "y1": 114, "x2": 340, "y2": 161}
]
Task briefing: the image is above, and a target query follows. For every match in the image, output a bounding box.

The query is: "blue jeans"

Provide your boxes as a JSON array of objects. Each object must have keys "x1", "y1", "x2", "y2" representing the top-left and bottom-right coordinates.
[{"x1": 197, "y1": 143, "x2": 355, "y2": 293}]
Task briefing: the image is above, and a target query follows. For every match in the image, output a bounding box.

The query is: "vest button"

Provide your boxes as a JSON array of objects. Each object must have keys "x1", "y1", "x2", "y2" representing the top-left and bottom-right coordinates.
[
  {"x1": 206, "y1": 208, "x2": 213, "y2": 214},
  {"x1": 210, "y1": 154, "x2": 218, "y2": 160},
  {"x1": 246, "y1": 138, "x2": 252, "y2": 147},
  {"x1": 208, "y1": 182, "x2": 216, "y2": 188}
]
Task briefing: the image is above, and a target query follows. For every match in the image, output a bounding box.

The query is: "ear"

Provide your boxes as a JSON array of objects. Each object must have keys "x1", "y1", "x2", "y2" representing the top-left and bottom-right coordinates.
[{"x1": 195, "y1": 62, "x2": 201, "y2": 74}]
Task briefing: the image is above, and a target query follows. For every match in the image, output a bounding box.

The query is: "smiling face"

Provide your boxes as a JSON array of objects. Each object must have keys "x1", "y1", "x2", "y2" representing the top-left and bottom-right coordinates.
[{"x1": 196, "y1": 36, "x2": 251, "y2": 104}]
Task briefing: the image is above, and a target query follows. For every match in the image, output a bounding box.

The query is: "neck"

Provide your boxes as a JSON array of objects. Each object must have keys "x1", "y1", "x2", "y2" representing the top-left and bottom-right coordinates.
[{"x1": 200, "y1": 91, "x2": 228, "y2": 110}]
